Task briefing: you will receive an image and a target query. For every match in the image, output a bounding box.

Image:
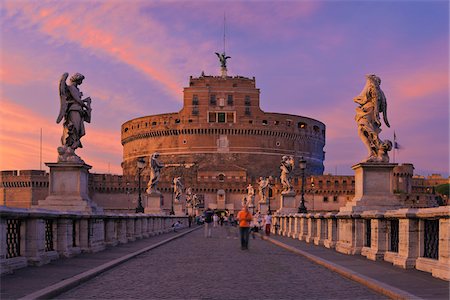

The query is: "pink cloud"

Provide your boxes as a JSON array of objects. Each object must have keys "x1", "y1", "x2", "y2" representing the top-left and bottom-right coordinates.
[{"x1": 0, "y1": 98, "x2": 123, "y2": 174}]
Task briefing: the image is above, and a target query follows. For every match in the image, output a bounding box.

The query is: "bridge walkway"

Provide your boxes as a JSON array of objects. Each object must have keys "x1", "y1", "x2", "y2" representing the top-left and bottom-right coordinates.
[{"x1": 1, "y1": 225, "x2": 448, "y2": 299}]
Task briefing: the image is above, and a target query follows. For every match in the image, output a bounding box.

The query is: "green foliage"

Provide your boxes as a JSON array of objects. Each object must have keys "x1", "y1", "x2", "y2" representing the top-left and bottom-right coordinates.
[{"x1": 435, "y1": 183, "x2": 449, "y2": 196}]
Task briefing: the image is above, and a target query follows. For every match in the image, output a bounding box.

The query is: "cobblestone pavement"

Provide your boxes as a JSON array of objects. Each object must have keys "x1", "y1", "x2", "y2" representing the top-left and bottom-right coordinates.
[
  {"x1": 1, "y1": 229, "x2": 194, "y2": 299},
  {"x1": 267, "y1": 234, "x2": 449, "y2": 300},
  {"x1": 59, "y1": 226, "x2": 386, "y2": 300}
]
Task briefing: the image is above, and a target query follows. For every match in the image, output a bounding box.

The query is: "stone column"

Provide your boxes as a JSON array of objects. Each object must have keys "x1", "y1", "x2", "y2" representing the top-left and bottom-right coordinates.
[
  {"x1": 393, "y1": 217, "x2": 419, "y2": 268},
  {"x1": 298, "y1": 216, "x2": 308, "y2": 241},
  {"x1": 117, "y1": 218, "x2": 128, "y2": 244},
  {"x1": 57, "y1": 218, "x2": 74, "y2": 258},
  {"x1": 314, "y1": 214, "x2": 326, "y2": 246},
  {"x1": 135, "y1": 218, "x2": 143, "y2": 239},
  {"x1": 88, "y1": 218, "x2": 105, "y2": 253},
  {"x1": 436, "y1": 218, "x2": 450, "y2": 280},
  {"x1": 305, "y1": 215, "x2": 316, "y2": 243},
  {"x1": 25, "y1": 218, "x2": 47, "y2": 265},
  {"x1": 364, "y1": 216, "x2": 388, "y2": 261},
  {"x1": 104, "y1": 218, "x2": 118, "y2": 247},
  {"x1": 336, "y1": 214, "x2": 365, "y2": 255},
  {"x1": 79, "y1": 218, "x2": 89, "y2": 252},
  {"x1": 141, "y1": 218, "x2": 149, "y2": 238},
  {"x1": 324, "y1": 214, "x2": 338, "y2": 249},
  {"x1": 126, "y1": 217, "x2": 136, "y2": 242}
]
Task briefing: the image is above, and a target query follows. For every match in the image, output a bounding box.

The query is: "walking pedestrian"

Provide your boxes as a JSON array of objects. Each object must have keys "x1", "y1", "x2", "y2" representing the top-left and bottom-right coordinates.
[
  {"x1": 237, "y1": 206, "x2": 252, "y2": 250},
  {"x1": 264, "y1": 212, "x2": 272, "y2": 236},
  {"x1": 188, "y1": 215, "x2": 193, "y2": 228},
  {"x1": 204, "y1": 208, "x2": 214, "y2": 238},
  {"x1": 213, "y1": 213, "x2": 219, "y2": 227}
]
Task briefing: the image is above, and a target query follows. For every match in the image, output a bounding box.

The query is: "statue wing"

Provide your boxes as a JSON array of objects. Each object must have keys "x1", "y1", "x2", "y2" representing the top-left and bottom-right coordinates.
[
  {"x1": 215, "y1": 52, "x2": 221, "y2": 59},
  {"x1": 379, "y1": 89, "x2": 390, "y2": 128},
  {"x1": 56, "y1": 72, "x2": 69, "y2": 124}
]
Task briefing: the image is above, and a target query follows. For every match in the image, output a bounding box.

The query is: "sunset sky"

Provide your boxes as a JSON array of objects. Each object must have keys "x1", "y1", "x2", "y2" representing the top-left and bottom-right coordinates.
[{"x1": 0, "y1": 1, "x2": 448, "y2": 177}]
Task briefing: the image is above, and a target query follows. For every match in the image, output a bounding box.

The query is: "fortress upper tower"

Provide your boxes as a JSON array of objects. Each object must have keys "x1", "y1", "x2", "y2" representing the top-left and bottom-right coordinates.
[{"x1": 121, "y1": 60, "x2": 325, "y2": 182}]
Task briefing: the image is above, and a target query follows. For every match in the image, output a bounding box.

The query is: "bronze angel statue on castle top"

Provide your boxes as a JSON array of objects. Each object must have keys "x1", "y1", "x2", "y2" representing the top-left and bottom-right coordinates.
[
  {"x1": 354, "y1": 74, "x2": 392, "y2": 163},
  {"x1": 57, "y1": 72, "x2": 92, "y2": 162}
]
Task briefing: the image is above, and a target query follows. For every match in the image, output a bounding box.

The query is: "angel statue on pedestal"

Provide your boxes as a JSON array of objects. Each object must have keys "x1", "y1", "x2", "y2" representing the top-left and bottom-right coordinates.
[
  {"x1": 57, "y1": 72, "x2": 92, "y2": 163},
  {"x1": 354, "y1": 74, "x2": 392, "y2": 163}
]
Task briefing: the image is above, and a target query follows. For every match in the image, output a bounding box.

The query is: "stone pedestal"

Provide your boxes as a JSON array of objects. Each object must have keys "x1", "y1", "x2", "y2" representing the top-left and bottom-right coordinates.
[
  {"x1": 340, "y1": 163, "x2": 399, "y2": 213},
  {"x1": 173, "y1": 203, "x2": 184, "y2": 216},
  {"x1": 145, "y1": 193, "x2": 164, "y2": 214},
  {"x1": 277, "y1": 193, "x2": 297, "y2": 214},
  {"x1": 37, "y1": 162, "x2": 102, "y2": 213}
]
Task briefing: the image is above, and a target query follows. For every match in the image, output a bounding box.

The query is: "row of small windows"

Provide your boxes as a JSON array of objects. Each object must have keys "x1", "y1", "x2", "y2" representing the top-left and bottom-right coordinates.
[
  {"x1": 191, "y1": 94, "x2": 249, "y2": 106},
  {"x1": 1, "y1": 181, "x2": 48, "y2": 188},
  {"x1": 124, "y1": 120, "x2": 323, "y2": 135},
  {"x1": 124, "y1": 127, "x2": 324, "y2": 144},
  {"x1": 208, "y1": 112, "x2": 235, "y2": 123}
]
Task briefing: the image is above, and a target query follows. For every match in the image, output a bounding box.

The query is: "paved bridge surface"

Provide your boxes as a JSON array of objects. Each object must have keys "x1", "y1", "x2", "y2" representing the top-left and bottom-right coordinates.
[{"x1": 1, "y1": 225, "x2": 448, "y2": 300}]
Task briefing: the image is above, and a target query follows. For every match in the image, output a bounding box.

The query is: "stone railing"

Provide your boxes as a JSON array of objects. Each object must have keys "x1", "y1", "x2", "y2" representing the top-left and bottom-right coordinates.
[
  {"x1": 0, "y1": 206, "x2": 188, "y2": 275},
  {"x1": 271, "y1": 206, "x2": 450, "y2": 281}
]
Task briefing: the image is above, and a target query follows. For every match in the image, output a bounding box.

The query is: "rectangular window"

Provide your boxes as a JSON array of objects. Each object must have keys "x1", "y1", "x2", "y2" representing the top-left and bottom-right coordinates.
[
  {"x1": 245, "y1": 107, "x2": 251, "y2": 115},
  {"x1": 218, "y1": 112, "x2": 226, "y2": 123},
  {"x1": 245, "y1": 96, "x2": 251, "y2": 106},
  {"x1": 210, "y1": 95, "x2": 216, "y2": 105},
  {"x1": 227, "y1": 95, "x2": 233, "y2": 105},
  {"x1": 227, "y1": 112, "x2": 234, "y2": 123},
  {"x1": 208, "y1": 112, "x2": 216, "y2": 123},
  {"x1": 192, "y1": 95, "x2": 199, "y2": 105}
]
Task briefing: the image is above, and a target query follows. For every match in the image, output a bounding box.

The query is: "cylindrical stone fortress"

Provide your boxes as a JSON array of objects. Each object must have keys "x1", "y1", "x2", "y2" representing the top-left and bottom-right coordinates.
[{"x1": 121, "y1": 74, "x2": 325, "y2": 180}]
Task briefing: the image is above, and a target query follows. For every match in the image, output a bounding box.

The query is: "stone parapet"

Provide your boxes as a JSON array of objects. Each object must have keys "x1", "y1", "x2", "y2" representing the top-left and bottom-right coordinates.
[
  {"x1": 0, "y1": 206, "x2": 187, "y2": 275},
  {"x1": 274, "y1": 205, "x2": 450, "y2": 281}
]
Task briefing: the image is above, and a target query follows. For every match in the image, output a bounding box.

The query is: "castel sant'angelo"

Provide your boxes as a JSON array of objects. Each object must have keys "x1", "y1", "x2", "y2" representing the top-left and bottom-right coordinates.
[{"x1": 120, "y1": 54, "x2": 326, "y2": 210}]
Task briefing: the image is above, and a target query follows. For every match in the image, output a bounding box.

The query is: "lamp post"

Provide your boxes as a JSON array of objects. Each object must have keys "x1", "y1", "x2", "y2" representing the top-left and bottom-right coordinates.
[
  {"x1": 170, "y1": 184, "x2": 175, "y2": 215},
  {"x1": 311, "y1": 176, "x2": 315, "y2": 212},
  {"x1": 136, "y1": 157, "x2": 146, "y2": 213},
  {"x1": 298, "y1": 157, "x2": 307, "y2": 213}
]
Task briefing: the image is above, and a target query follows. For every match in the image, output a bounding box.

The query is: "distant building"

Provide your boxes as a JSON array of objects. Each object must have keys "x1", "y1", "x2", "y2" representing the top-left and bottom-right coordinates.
[{"x1": 2, "y1": 166, "x2": 445, "y2": 213}]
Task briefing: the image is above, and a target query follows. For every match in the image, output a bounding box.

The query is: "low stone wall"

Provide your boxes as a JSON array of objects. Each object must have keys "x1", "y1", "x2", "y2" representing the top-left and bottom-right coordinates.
[
  {"x1": 0, "y1": 206, "x2": 188, "y2": 275},
  {"x1": 271, "y1": 206, "x2": 450, "y2": 281}
]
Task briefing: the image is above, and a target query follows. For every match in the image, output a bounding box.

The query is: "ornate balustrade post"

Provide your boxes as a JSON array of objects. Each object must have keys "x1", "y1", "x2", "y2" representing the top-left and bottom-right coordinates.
[
  {"x1": 314, "y1": 213, "x2": 326, "y2": 246},
  {"x1": 135, "y1": 217, "x2": 143, "y2": 240},
  {"x1": 79, "y1": 218, "x2": 89, "y2": 252},
  {"x1": 336, "y1": 213, "x2": 365, "y2": 255},
  {"x1": 141, "y1": 217, "x2": 149, "y2": 238},
  {"x1": 298, "y1": 215, "x2": 307, "y2": 241},
  {"x1": 88, "y1": 218, "x2": 105, "y2": 253},
  {"x1": 25, "y1": 217, "x2": 49, "y2": 265},
  {"x1": 117, "y1": 217, "x2": 127, "y2": 244},
  {"x1": 57, "y1": 216, "x2": 80, "y2": 258},
  {"x1": 324, "y1": 213, "x2": 338, "y2": 249},
  {"x1": 437, "y1": 217, "x2": 450, "y2": 281},
  {"x1": 287, "y1": 215, "x2": 293, "y2": 237},
  {"x1": 361, "y1": 212, "x2": 387, "y2": 261},
  {"x1": 411, "y1": 208, "x2": 449, "y2": 281},
  {"x1": 126, "y1": 216, "x2": 136, "y2": 242},
  {"x1": 282, "y1": 216, "x2": 288, "y2": 236},
  {"x1": 305, "y1": 214, "x2": 315, "y2": 243},
  {"x1": 104, "y1": 217, "x2": 118, "y2": 246},
  {"x1": 292, "y1": 214, "x2": 300, "y2": 239},
  {"x1": 271, "y1": 215, "x2": 278, "y2": 235}
]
